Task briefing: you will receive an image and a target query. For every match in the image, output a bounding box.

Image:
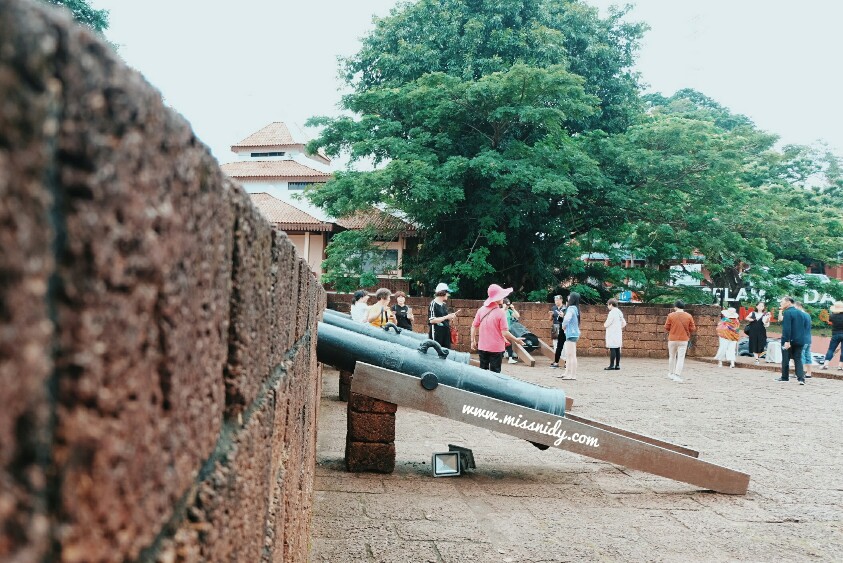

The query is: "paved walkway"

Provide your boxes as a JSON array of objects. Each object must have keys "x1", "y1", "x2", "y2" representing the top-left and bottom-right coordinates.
[{"x1": 310, "y1": 355, "x2": 843, "y2": 562}]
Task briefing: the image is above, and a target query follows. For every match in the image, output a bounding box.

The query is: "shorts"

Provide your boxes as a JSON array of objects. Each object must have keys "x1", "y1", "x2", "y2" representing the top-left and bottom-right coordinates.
[
  {"x1": 802, "y1": 345, "x2": 814, "y2": 365},
  {"x1": 566, "y1": 336, "x2": 579, "y2": 343}
]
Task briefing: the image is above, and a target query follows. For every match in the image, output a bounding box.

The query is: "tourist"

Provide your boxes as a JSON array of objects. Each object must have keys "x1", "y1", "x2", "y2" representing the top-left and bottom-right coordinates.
[
  {"x1": 470, "y1": 284, "x2": 523, "y2": 373},
  {"x1": 794, "y1": 302, "x2": 814, "y2": 379},
  {"x1": 745, "y1": 301, "x2": 771, "y2": 364},
  {"x1": 428, "y1": 283, "x2": 457, "y2": 349},
  {"x1": 603, "y1": 298, "x2": 626, "y2": 370},
  {"x1": 560, "y1": 292, "x2": 581, "y2": 380},
  {"x1": 549, "y1": 295, "x2": 566, "y2": 368},
  {"x1": 503, "y1": 298, "x2": 521, "y2": 364},
  {"x1": 776, "y1": 296, "x2": 807, "y2": 385},
  {"x1": 350, "y1": 290, "x2": 370, "y2": 322},
  {"x1": 714, "y1": 307, "x2": 740, "y2": 368},
  {"x1": 366, "y1": 288, "x2": 396, "y2": 327},
  {"x1": 391, "y1": 291, "x2": 414, "y2": 330},
  {"x1": 821, "y1": 301, "x2": 843, "y2": 371},
  {"x1": 664, "y1": 300, "x2": 696, "y2": 383}
]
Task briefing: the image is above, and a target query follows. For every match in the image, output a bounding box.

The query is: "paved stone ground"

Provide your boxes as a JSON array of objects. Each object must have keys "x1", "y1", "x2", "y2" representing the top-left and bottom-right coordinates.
[{"x1": 309, "y1": 355, "x2": 843, "y2": 562}]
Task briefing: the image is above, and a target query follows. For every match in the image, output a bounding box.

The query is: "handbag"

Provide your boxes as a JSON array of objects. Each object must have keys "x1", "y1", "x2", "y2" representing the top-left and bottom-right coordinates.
[
  {"x1": 743, "y1": 324, "x2": 751, "y2": 335},
  {"x1": 449, "y1": 324, "x2": 459, "y2": 345},
  {"x1": 551, "y1": 324, "x2": 560, "y2": 339}
]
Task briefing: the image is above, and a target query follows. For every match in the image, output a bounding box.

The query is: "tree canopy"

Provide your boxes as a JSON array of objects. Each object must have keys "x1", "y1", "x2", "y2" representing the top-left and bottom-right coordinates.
[
  {"x1": 44, "y1": 0, "x2": 109, "y2": 33},
  {"x1": 308, "y1": 0, "x2": 843, "y2": 303}
]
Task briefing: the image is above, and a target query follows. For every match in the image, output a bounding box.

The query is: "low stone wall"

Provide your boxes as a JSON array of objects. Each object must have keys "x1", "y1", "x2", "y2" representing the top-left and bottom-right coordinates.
[
  {"x1": 327, "y1": 294, "x2": 719, "y2": 358},
  {"x1": 0, "y1": 1, "x2": 324, "y2": 561}
]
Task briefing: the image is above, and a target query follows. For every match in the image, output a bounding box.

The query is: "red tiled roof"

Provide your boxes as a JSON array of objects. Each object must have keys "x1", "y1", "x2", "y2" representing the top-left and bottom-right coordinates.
[
  {"x1": 232, "y1": 122, "x2": 331, "y2": 164},
  {"x1": 335, "y1": 208, "x2": 417, "y2": 236},
  {"x1": 221, "y1": 160, "x2": 331, "y2": 179},
  {"x1": 249, "y1": 193, "x2": 333, "y2": 232},
  {"x1": 233, "y1": 122, "x2": 296, "y2": 147}
]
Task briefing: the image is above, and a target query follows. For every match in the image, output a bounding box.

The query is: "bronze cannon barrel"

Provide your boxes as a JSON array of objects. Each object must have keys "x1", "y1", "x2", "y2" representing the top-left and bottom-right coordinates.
[
  {"x1": 321, "y1": 308, "x2": 470, "y2": 364},
  {"x1": 317, "y1": 321, "x2": 566, "y2": 416}
]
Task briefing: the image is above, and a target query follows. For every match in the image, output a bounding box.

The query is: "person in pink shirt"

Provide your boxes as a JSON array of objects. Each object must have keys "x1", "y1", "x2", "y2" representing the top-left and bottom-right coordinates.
[{"x1": 470, "y1": 284, "x2": 524, "y2": 372}]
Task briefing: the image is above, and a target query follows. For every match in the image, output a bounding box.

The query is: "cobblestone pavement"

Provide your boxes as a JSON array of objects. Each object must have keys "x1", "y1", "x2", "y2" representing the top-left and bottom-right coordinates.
[{"x1": 310, "y1": 355, "x2": 843, "y2": 562}]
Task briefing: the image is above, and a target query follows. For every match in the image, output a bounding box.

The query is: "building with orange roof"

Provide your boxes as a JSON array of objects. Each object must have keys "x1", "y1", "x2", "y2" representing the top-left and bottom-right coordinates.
[{"x1": 222, "y1": 122, "x2": 416, "y2": 283}]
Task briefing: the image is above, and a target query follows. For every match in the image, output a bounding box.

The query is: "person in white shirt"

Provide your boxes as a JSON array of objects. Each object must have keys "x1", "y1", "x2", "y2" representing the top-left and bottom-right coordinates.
[{"x1": 350, "y1": 290, "x2": 370, "y2": 322}]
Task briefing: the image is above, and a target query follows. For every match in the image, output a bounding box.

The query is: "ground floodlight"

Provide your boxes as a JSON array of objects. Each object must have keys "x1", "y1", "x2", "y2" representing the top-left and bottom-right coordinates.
[
  {"x1": 448, "y1": 444, "x2": 476, "y2": 472},
  {"x1": 431, "y1": 452, "x2": 461, "y2": 477}
]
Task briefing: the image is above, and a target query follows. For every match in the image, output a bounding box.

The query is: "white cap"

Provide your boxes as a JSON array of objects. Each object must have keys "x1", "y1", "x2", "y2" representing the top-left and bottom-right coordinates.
[{"x1": 435, "y1": 283, "x2": 451, "y2": 293}]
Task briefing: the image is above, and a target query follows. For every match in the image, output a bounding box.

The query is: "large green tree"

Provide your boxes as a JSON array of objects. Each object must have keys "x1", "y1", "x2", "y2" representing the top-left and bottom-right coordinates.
[{"x1": 309, "y1": 0, "x2": 646, "y2": 297}]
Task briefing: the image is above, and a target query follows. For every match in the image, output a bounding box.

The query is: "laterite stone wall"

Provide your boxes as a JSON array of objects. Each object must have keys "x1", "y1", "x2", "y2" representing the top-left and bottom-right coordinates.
[
  {"x1": 327, "y1": 295, "x2": 719, "y2": 358},
  {"x1": 0, "y1": 1, "x2": 324, "y2": 561}
]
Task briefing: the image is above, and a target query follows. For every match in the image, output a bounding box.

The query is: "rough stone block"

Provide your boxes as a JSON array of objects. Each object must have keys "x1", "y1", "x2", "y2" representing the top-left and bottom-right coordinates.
[
  {"x1": 49, "y1": 24, "x2": 232, "y2": 562},
  {"x1": 349, "y1": 393, "x2": 398, "y2": 414},
  {"x1": 224, "y1": 186, "x2": 273, "y2": 416},
  {"x1": 348, "y1": 411, "x2": 397, "y2": 443},
  {"x1": 345, "y1": 441, "x2": 396, "y2": 474}
]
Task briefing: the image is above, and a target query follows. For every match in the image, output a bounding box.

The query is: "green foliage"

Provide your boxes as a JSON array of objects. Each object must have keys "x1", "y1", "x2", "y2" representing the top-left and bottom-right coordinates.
[
  {"x1": 319, "y1": 229, "x2": 384, "y2": 292},
  {"x1": 44, "y1": 0, "x2": 109, "y2": 33},
  {"x1": 309, "y1": 0, "x2": 843, "y2": 302},
  {"x1": 310, "y1": 0, "x2": 645, "y2": 298}
]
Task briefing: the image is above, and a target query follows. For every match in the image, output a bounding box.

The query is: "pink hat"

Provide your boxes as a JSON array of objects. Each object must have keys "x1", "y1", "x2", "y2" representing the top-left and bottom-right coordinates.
[{"x1": 484, "y1": 283, "x2": 513, "y2": 307}]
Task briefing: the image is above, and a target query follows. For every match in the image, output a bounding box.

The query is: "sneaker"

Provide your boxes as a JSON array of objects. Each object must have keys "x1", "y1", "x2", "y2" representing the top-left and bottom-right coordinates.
[
  {"x1": 754, "y1": 359, "x2": 760, "y2": 365},
  {"x1": 717, "y1": 361, "x2": 723, "y2": 367},
  {"x1": 613, "y1": 366, "x2": 620, "y2": 370},
  {"x1": 838, "y1": 366, "x2": 843, "y2": 371},
  {"x1": 821, "y1": 364, "x2": 829, "y2": 370},
  {"x1": 508, "y1": 357, "x2": 518, "y2": 364},
  {"x1": 729, "y1": 363, "x2": 735, "y2": 368},
  {"x1": 775, "y1": 377, "x2": 789, "y2": 382},
  {"x1": 805, "y1": 373, "x2": 812, "y2": 378},
  {"x1": 549, "y1": 363, "x2": 559, "y2": 368},
  {"x1": 799, "y1": 380, "x2": 805, "y2": 385},
  {"x1": 604, "y1": 366, "x2": 615, "y2": 371},
  {"x1": 669, "y1": 373, "x2": 683, "y2": 383}
]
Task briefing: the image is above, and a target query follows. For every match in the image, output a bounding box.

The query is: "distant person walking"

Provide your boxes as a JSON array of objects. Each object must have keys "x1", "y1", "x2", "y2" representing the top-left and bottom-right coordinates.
[
  {"x1": 714, "y1": 307, "x2": 740, "y2": 368},
  {"x1": 745, "y1": 302, "x2": 771, "y2": 364},
  {"x1": 366, "y1": 288, "x2": 396, "y2": 328},
  {"x1": 503, "y1": 298, "x2": 521, "y2": 364},
  {"x1": 391, "y1": 291, "x2": 414, "y2": 330},
  {"x1": 428, "y1": 283, "x2": 457, "y2": 349},
  {"x1": 549, "y1": 295, "x2": 566, "y2": 368},
  {"x1": 350, "y1": 290, "x2": 370, "y2": 322},
  {"x1": 470, "y1": 284, "x2": 523, "y2": 373},
  {"x1": 794, "y1": 302, "x2": 815, "y2": 379},
  {"x1": 777, "y1": 296, "x2": 807, "y2": 385},
  {"x1": 603, "y1": 298, "x2": 626, "y2": 370},
  {"x1": 664, "y1": 300, "x2": 696, "y2": 383},
  {"x1": 821, "y1": 301, "x2": 843, "y2": 371},
  {"x1": 560, "y1": 292, "x2": 581, "y2": 380}
]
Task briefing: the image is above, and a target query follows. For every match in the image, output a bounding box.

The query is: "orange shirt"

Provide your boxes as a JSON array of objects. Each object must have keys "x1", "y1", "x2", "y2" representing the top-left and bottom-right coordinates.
[{"x1": 665, "y1": 310, "x2": 696, "y2": 342}]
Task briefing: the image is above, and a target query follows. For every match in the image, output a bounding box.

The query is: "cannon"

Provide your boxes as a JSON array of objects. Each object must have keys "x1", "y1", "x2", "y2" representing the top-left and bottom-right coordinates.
[
  {"x1": 316, "y1": 317, "x2": 751, "y2": 495},
  {"x1": 317, "y1": 321, "x2": 565, "y2": 415},
  {"x1": 322, "y1": 308, "x2": 471, "y2": 364}
]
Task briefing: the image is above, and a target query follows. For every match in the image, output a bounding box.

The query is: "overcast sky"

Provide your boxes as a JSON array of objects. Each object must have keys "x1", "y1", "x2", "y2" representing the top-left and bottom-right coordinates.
[{"x1": 98, "y1": 0, "x2": 843, "y2": 166}]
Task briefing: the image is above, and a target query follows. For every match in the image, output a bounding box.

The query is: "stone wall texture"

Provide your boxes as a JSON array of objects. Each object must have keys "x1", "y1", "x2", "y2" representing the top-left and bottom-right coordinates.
[
  {"x1": 0, "y1": 1, "x2": 324, "y2": 561},
  {"x1": 327, "y1": 295, "x2": 719, "y2": 359}
]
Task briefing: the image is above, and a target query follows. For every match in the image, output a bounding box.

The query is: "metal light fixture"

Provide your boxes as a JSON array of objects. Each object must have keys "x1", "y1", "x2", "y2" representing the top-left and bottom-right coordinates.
[
  {"x1": 431, "y1": 452, "x2": 461, "y2": 477},
  {"x1": 431, "y1": 445, "x2": 476, "y2": 477}
]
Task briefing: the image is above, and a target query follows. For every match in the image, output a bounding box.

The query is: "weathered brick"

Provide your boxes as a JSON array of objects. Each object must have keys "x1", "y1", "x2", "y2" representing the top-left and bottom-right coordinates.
[
  {"x1": 345, "y1": 441, "x2": 396, "y2": 474},
  {"x1": 348, "y1": 411, "x2": 397, "y2": 443},
  {"x1": 349, "y1": 392, "x2": 398, "y2": 414},
  {"x1": 0, "y1": 2, "x2": 57, "y2": 557},
  {"x1": 224, "y1": 187, "x2": 273, "y2": 416}
]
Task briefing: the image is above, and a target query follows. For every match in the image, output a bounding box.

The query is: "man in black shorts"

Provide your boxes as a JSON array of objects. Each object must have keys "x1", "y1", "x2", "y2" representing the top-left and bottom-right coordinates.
[{"x1": 428, "y1": 283, "x2": 456, "y2": 349}]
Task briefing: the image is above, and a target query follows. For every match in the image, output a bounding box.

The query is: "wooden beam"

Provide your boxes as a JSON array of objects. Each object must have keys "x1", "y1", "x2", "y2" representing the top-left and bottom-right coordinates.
[
  {"x1": 537, "y1": 337, "x2": 556, "y2": 360},
  {"x1": 512, "y1": 341, "x2": 536, "y2": 366},
  {"x1": 351, "y1": 363, "x2": 749, "y2": 495}
]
